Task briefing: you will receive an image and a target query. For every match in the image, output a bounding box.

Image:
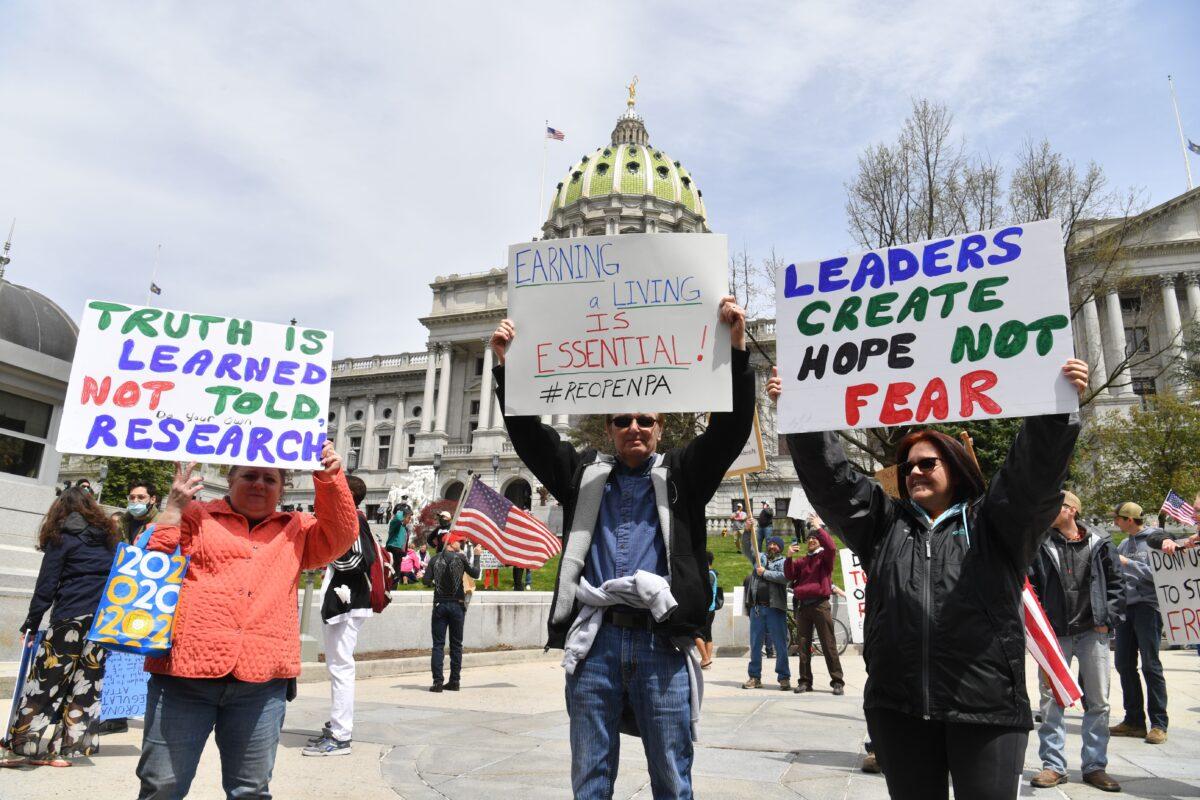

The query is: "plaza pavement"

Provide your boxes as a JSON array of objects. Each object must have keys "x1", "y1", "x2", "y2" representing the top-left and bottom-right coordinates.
[{"x1": 3, "y1": 647, "x2": 1198, "y2": 799}]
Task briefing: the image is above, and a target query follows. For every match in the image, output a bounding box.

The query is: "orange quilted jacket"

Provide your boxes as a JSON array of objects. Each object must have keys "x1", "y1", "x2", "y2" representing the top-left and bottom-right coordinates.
[{"x1": 144, "y1": 473, "x2": 359, "y2": 682}]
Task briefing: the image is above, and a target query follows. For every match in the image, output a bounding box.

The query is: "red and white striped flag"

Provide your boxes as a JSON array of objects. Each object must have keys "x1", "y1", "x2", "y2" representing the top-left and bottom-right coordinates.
[
  {"x1": 449, "y1": 477, "x2": 561, "y2": 569},
  {"x1": 1022, "y1": 577, "x2": 1082, "y2": 708}
]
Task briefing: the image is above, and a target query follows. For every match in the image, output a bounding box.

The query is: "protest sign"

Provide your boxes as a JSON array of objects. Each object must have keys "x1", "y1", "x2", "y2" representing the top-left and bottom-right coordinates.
[
  {"x1": 57, "y1": 301, "x2": 333, "y2": 468},
  {"x1": 839, "y1": 548, "x2": 867, "y2": 644},
  {"x1": 1150, "y1": 546, "x2": 1200, "y2": 646},
  {"x1": 725, "y1": 410, "x2": 767, "y2": 477},
  {"x1": 785, "y1": 486, "x2": 813, "y2": 522},
  {"x1": 479, "y1": 549, "x2": 502, "y2": 570},
  {"x1": 3, "y1": 630, "x2": 43, "y2": 747},
  {"x1": 775, "y1": 220, "x2": 1078, "y2": 433},
  {"x1": 100, "y1": 651, "x2": 150, "y2": 720},
  {"x1": 503, "y1": 233, "x2": 731, "y2": 415}
]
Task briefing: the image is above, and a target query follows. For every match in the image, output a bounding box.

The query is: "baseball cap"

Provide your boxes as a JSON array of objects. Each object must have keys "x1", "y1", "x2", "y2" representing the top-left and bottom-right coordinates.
[
  {"x1": 1115, "y1": 501, "x2": 1143, "y2": 519},
  {"x1": 1062, "y1": 492, "x2": 1082, "y2": 513}
]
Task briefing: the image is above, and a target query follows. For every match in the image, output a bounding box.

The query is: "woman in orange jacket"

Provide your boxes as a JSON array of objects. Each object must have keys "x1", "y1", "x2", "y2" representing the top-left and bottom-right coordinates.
[{"x1": 135, "y1": 440, "x2": 358, "y2": 799}]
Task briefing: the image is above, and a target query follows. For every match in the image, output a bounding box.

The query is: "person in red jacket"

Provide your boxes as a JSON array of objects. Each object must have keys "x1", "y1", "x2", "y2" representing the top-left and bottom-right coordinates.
[{"x1": 783, "y1": 514, "x2": 845, "y2": 695}]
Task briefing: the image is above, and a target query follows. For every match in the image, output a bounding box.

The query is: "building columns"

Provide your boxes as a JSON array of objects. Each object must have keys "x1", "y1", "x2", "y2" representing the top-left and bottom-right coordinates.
[
  {"x1": 1103, "y1": 291, "x2": 1133, "y2": 397},
  {"x1": 434, "y1": 346, "x2": 453, "y2": 434},
  {"x1": 1081, "y1": 293, "x2": 1109, "y2": 392},
  {"x1": 334, "y1": 398, "x2": 349, "y2": 455},
  {"x1": 362, "y1": 395, "x2": 376, "y2": 470},
  {"x1": 391, "y1": 395, "x2": 406, "y2": 468},
  {"x1": 492, "y1": 392, "x2": 504, "y2": 431},
  {"x1": 421, "y1": 347, "x2": 437, "y2": 433},
  {"x1": 479, "y1": 342, "x2": 494, "y2": 430},
  {"x1": 1185, "y1": 273, "x2": 1200, "y2": 330},
  {"x1": 1161, "y1": 273, "x2": 1185, "y2": 351}
]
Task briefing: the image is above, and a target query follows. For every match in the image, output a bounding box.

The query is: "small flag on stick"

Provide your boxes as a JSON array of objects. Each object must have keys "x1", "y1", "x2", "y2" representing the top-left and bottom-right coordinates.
[
  {"x1": 1161, "y1": 489, "x2": 1197, "y2": 526},
  {"x1": 449, "y1": 477, "x2": 561, "y2": 569},
  {"x1": 1189, "y1": 138, "x2": 1200, "y2": 156},
  {"x1": 149, "y1": 282, "x2": 162, "y2": 296},
  {"x1": 546, "y1": 126, "x2": 565, "y2": 141}
]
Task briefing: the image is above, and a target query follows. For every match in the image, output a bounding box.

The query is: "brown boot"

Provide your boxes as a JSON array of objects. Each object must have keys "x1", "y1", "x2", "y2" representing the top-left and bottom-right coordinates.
[
  {"x1": 1082, "y1": 770, "x2": 1121, "y2": 792},
  {"x1": 741, "y1": 677, "x2": 762, "y2": 689},
  {"x1": 778, "y1": 678, "x2": 791, "y2": 691},
  {"x1": 1030, "y1": 768, "x2": 1067, "y2": 788},
  {"x1": 861, "y1": 752, "x2": 881, "y2": 774},
  {"x1": 1144, "y1": 727, "x2": 1167, "y2": 744},
  {"x1": 1109, "y1": 721, "x2": 1147, "y2": 738}
]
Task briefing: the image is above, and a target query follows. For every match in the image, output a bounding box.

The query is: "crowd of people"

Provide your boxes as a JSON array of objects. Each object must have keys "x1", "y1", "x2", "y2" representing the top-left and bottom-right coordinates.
[{"x1": 2, "y1": 294, "x2": 1199, "y2": 799}]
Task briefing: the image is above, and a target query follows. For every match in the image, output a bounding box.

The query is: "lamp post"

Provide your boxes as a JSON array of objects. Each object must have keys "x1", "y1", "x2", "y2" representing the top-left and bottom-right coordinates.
[
  {"x1": 347, "y1": 448, "x2": 359, "y2": 474},
  {"x1": 491, "y1": 453, "x2": 500, "y2": 488},
  {"x1": 96, "y1": 460, "x2": 110, "y2": 505},
  {"x1": 432, "y1": 451, "x2": 443, "y2": 497}
]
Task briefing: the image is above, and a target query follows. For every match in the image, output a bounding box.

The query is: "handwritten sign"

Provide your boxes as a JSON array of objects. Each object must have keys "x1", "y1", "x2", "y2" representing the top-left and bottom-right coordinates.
[
  {"x1": 839, "y1": 548, "x2": 867, "y2": 644},
  {"x1": 100, "y1": 651, "x2": 149, "y2": 720},
  {"x1": 57, "y1": 301, "x2": 333, "y2": 468},
  {"x1": 504, "y1": 233, "x2": 731, "y2": 415},
  {"x1": 775, "y1": 220, "x2": 1078, "y2": 433},
  {"x1": 479, "y1": 549, "x2": 502, "y2": 570},
  {"x1": 785, "y1": 486, "x2": 813, "y2": 522},
  {"x1": 1151, "y1": 547, "x2": 1200, "y2": 646},
  {"x1": 725, "y1": 410, "x2": 767, "y2": 477}
]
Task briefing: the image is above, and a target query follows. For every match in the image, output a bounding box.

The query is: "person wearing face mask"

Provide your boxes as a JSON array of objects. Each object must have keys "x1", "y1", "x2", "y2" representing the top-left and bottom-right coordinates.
[
  {"x1": 768, "y1": 359, "x2": 1089, "y2": 800},
  {"x1": 120, "y1": 480, "x2": 161, "y2": 544},
  {"x1": 488, "y1": 296, "x2": 754, "y2": 800}
]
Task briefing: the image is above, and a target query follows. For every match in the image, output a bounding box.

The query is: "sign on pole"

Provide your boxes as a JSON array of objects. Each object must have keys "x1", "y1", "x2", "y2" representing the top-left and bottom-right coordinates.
[
  {"x1": 775, "y1": 220, "x2": 1078, "y2": 434},
  {"x1": 1151, "y1": 547, "x2": 1200, "y2": 646},
  {"x1": 839, "y1": 548, "x2": 867, "y2": 644},
  {"x1": 504, "y1": 233, "x2": 731, "y2": 415},
  {"x1": 725, "y1": 409, "x2": 767, "y2": 477},
  {"x1": 57, "y1": 301, "x2": 333, "y2": 468},
  {"x1": 785, "y1": 486, "x2": 813, "y2": 522}
]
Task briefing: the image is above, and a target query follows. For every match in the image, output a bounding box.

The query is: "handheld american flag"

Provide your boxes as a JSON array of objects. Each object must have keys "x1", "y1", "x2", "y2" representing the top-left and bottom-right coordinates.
[
  {"x1": 450, "y1": 477, "x2": 561, "y2": 569},
  {"x1": 1161, "y1": 489, "x2": 1197, "y2": 526},
  {"x1": 1023, "y1": 578, "x2": 1082, "y2": 708}
]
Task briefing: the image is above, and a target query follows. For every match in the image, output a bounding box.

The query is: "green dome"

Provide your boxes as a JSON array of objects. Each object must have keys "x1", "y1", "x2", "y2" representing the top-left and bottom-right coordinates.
[{"x1": 549, "y1": 143, "x2": 706, "y2": 218}]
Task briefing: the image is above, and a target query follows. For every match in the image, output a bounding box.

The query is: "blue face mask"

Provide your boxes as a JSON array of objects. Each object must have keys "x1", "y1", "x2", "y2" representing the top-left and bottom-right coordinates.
[{"x1": 127, "y1": 503, "x2": 149, "y2": 518}]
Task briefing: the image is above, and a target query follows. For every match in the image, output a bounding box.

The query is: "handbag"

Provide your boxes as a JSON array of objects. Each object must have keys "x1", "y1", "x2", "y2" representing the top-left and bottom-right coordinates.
[{"x1": 87, "y1": 525, "x2": 189, "y2": 656}]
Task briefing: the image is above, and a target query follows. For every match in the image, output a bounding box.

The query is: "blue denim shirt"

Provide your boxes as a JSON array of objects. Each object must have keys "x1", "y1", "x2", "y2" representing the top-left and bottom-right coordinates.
[{"x1": 584, "y1": 456, "x2": 667, "y2": 587}]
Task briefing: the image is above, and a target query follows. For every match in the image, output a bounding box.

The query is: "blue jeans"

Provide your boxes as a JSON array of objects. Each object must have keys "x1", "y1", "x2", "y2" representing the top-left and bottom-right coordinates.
[
  {"x1": 564, "y1": 623, "x2": 692, "y2": 799},
  {"x1": 757, "y1": 525, "x2": 770, "y2": 552},
  {"x1": 1115, "y1": 603, "x2": 1168, "y2": 730},
  {"x1": 431, "y1": 600, "x2": 465, "y2": 685},
  {"x1": 1038, "y1": 630, "x2": 1111, "y2": 774},
  {"x1": 748, "y1": 605, "x2": 790, "y2": 681},
  {"x1": 137, "y1": 674, "x2": 287, "y2": 800}
]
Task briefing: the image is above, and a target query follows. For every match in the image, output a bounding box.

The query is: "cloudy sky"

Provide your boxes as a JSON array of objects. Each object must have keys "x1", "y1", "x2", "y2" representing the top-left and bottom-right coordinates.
[{"x1": 1, "y1": 1, "x2": 1195, "y2": 357}]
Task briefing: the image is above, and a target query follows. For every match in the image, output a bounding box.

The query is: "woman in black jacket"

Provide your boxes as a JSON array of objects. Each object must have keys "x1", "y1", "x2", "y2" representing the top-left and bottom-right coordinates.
[
  {"x1": 2, "y1": 487, "x2": 118, "y2": 767},
  {"x1": 767, "y1": 359, "x2": 1088, "y2": 800}
]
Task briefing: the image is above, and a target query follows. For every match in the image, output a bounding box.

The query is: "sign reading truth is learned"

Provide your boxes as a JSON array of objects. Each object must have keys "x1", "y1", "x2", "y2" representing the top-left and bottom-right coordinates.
[
  {"x1": 503, "y1": 233, "x2": 732, "y2": 415},
  {"x1": 57, "y1": 301, "x2": 333, "y2": 468},
  {"x1": 775, "y1": 220, "x2": 1079, "y2": 434}
]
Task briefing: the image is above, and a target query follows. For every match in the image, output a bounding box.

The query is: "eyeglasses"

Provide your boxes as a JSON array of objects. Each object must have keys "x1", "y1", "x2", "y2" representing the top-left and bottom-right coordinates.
[
  {"x1": 611, "y1": 414, "x2": 657, "y2": 429},
  {"x1": 899, "y1": 456, "x2": 940, "y2": 477}
]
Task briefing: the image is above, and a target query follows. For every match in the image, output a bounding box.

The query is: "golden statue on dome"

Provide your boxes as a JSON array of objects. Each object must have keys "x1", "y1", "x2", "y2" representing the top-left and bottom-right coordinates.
[{"x1": 626, "y1": 75, "x2": 638, "y2": 108}]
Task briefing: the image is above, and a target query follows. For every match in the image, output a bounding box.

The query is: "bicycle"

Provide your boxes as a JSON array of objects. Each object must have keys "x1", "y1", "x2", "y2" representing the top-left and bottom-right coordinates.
[{"x1": 785, "y1": 593, "x2": 851, "y2": 657}]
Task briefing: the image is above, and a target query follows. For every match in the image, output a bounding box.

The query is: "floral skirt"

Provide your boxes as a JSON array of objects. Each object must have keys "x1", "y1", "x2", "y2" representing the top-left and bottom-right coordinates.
[{"x1": 7, "y1": 615, "x2": 108, "y2": 758}]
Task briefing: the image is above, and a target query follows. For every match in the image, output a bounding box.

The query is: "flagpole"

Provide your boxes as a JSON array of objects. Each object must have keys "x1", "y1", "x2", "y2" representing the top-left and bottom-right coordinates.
[
  {"x1": 146, "y1": 243, "x2": 161, "y2": 306},
  {"x1": 1169, "y1": 75, "x2": 1195, "y2": 191},
  {"x1": 536, "y1": 120, "x2": 549, "y2": 238}
]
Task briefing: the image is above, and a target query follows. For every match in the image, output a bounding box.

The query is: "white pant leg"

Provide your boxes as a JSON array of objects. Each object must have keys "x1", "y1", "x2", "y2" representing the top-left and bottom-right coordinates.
[{"x1": 323, "y1": 616, "x2": 365, "y2": 741}]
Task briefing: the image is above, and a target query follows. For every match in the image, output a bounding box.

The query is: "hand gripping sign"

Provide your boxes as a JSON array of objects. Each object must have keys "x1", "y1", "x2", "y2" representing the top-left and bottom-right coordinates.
[{"x1": 88, "y1": 525, "x2": 188, "y2": 656}]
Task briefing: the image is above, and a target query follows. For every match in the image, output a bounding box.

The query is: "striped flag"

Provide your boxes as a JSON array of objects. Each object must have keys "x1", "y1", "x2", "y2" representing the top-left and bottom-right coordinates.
[
  {"x1": 1189, "y1": 138, "x2": 1200, "y2": 156},
  {"x1": 1023, "y1": 578, "x2": 1082, "y2": 708},
  {"x1": 450, "y1": 477, "x2": 561, "y2": 569},
  {"x1": 1161, "y1": 489, "x2": 1197, "y2": 526},
  {"x1": 546, "y1": 126, "x2": 565, "y2": 141}
]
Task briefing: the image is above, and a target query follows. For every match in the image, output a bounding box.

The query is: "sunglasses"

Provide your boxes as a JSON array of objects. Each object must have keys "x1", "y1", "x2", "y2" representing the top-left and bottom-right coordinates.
[
  {"x1": 611, "y1": 414, "x2": 657, "y2": 429},
  {"x1": 899, "y1": 456, "x2": 941, "y2": 477}
]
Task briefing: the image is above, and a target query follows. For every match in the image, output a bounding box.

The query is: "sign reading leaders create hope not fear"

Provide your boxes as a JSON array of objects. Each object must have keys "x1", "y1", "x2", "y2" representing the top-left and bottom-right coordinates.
[
  {"x1": 775, "y1": 219, "x2": 1079, "y2": 434},
  {"x1": 57, "y1": 301, "x2": 334, "y2": 469},
  {"x1": 503, "y1": 233, "x2": 732, "y2": 415}
]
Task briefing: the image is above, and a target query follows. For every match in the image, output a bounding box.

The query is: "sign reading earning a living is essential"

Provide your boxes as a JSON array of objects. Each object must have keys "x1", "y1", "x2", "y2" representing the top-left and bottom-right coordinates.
[
  {"x1": 775, "y1": 220, "x2": 1078, "y2": 434},
  {"x1": 839, "y1": 548, "x2": 867, "y2": 644},
  {"x1": 504, "y1": 233, "x2": 731, "y2": 415},
  {"x1": 57, "y1": 301, "x2": 333, "y2": 468},
  {"x1": 100, "y1": 651, "x2": 150, "y2": 720},
  {"x1": 1151, "y1": 546, "x2": 1200, "y2": 646}
]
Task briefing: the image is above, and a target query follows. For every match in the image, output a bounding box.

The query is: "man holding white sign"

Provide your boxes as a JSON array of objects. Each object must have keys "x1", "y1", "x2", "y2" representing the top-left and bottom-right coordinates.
[{"x1": 489, "y1": 291, "x2": 752, "y2": 800}]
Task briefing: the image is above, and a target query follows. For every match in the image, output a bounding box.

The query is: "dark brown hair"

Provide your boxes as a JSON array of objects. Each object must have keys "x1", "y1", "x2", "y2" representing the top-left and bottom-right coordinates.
[
  {"x1": 345, "y1": 475, "x2": 368, "y2": 506},
  {"x1": 39, "y1": 486, "x2": 119, "y2": 551},
  {"x1": 894, "y1": 430, "x2": 986, "y2": 505}
]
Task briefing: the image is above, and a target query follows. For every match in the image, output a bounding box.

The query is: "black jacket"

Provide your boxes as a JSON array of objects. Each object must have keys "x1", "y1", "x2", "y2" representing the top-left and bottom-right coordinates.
[
  {"x1": 422, "y1": 547, "x2": 481, "y2": 602},
  {"x1": 496, "y1": 347, "x2": 755, "y2": 648},
  {"x1": 24, "y1": 512, "x2": 115, "y2": 631},
  {"x1": 786, "y1": 414, "x2": 1079, "y2": 729},
  {"x1": 320, "y1": 513, "x2": 377, "y2": 623},
  {"x1": 1029, "y1": 523, "x2": 1125, "y2": 636}
]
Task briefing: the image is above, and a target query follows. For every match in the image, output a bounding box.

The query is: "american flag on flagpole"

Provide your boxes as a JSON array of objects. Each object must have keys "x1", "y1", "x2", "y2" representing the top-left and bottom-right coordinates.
[
  {"x1": 1023, "y1": 578, "x2": 1082, "y2": 708},
  {"x1": 1161, "y1": 489, "x2": 1197, "y2": 526},
  {"x1": 546, "y1": 126, "x2": 565, "y2": 141},
  {"x1": 450, "y1": 478, "x2": 561, "y2": 569}
]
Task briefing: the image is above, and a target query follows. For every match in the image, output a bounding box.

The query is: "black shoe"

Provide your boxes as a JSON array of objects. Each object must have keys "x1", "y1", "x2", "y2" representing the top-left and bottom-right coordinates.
[
  {"x1": 793, "y1": 684, "x2": 811, "y2": 694},
  {"x1": 429, "y1": 683, "x2": 444, "y2": 693},
  {"x1": 832, "y1": 685, "x2": 845, "y2": 696},
  {"x1": 444, "y1": 681, "x2": 460, "y2": 691},
  {"x1": 98, "y1": 718, "x2": 128, "y2": 735},
  {"x1": 307, "y1": 722, "x2": 333, "y2": 744}
]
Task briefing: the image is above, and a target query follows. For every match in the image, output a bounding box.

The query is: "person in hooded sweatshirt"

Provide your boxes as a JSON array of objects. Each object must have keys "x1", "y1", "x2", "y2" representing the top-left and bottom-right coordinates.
[{"x1": 2, "y1": 486, "x2": 119, "y2": 768}]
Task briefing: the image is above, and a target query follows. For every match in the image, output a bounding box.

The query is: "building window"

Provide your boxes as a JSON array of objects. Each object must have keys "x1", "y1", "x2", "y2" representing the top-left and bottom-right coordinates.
[
  {"x1": 1119, "y1": 296, "x2": 1141, "y2": 314},
  {"x1": 377, "y1": 435, "x2": 391, "y2": 470},
  {"x1": 412, "y1": 405, "x2": 421, "y2": 419},
  {"x1": 407, "y1": 433, "x2": 416, "y2": 458},
  {"x1": 475, "y1": 357, "x2": 484, "y2": 376},
  {"x1": 0, "y1": 389, "x2": 52, "y2": 479},
  {"x1": 775, "y1": 498, "x2": 790, "y2": 522},
  {"x1": 349, "y1": 436, "x2": 362, "y2": 458},
  {"x1": 354, "y1": 409, "x2": 363, "y2": 421},
  {"x1": 470, "y1": 400, "x2": 480, "y2": 416},
  {"x1": 1124, "y1": 327, "x2": 1150, "y2": 356},
  {"x1": 382, "y1": 408, "x2": 392, "y2": 419},
  {"x1": 777, "y1": 434, "x2": 790, "y2": 457},
  {"x1": 1131, "y1": 377, "x2": 1157, "y2": 396},
  {"x1": 328, "y1": 411, "x2": 336, "y2": 422}
]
